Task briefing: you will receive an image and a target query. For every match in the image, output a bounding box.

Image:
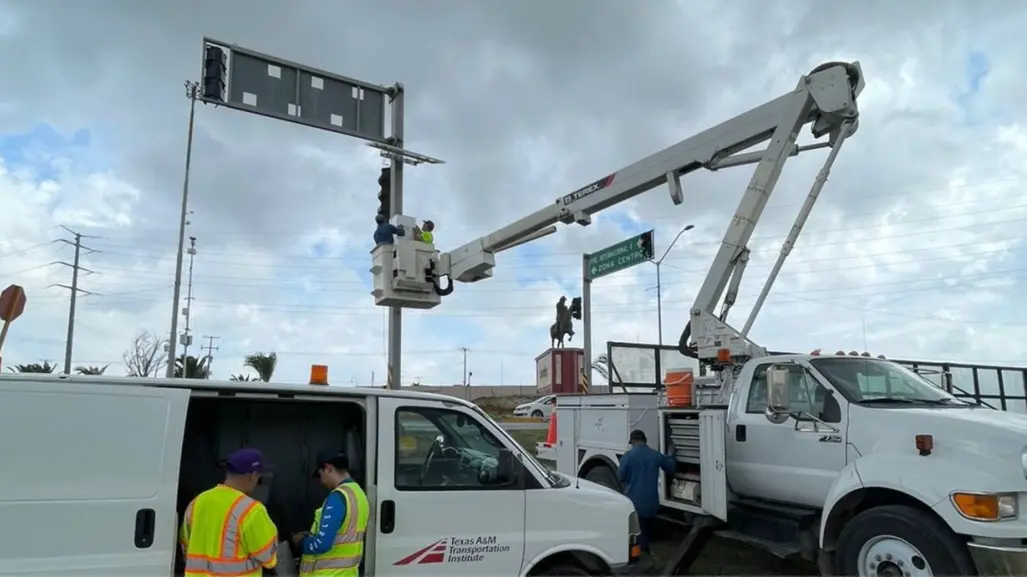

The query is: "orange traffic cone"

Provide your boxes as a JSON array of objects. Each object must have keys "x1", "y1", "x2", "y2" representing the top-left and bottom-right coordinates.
[{"x1": 544, "y1": 411, "x2": 558, "y2": 446}]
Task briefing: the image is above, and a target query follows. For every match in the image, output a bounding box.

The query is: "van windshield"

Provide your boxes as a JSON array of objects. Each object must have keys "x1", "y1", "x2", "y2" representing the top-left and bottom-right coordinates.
[{"x1": 810, "y1": 357, "x2": 966, "y2": 406}]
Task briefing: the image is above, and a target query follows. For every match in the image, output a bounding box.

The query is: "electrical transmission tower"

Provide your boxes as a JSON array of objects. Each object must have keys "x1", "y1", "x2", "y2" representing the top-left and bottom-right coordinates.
[{"x1": 50, "y1": 227, "x2": 97, "y2": 374}]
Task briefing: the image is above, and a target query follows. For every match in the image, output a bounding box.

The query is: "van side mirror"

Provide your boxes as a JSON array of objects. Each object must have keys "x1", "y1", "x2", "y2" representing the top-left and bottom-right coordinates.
[
  {"x1": 765, "y1": 366, "x2": 792, "y2": 424},
  {"x1": 495, "y1": 449, "x2": 519, "y2": 484}
]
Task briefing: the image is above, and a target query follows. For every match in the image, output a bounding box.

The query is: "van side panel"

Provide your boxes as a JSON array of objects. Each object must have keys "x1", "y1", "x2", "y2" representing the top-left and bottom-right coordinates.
[{"x1": 0, "y1": 379, "x2": 189, "y2": 576}]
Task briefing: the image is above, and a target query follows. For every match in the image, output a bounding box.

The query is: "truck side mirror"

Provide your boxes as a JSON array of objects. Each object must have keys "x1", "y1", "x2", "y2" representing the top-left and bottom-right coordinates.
[{"x1": 765, "y1": 366, "x2": 792, "y2": 424}]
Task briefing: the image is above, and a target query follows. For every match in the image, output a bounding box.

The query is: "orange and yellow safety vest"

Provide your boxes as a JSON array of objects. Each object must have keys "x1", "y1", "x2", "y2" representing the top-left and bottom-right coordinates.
[
  {"x1": 299, "y1": 482, "x2": 369, "y2": 577},
  {"x1": 179, "y1": 485, "x2": 279, "y2": 577}
]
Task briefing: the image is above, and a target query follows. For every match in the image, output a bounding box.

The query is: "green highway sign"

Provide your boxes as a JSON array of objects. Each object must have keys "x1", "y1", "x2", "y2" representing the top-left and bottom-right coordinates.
[{"x1": 586, "y1": 230, "x2": 654, "y2": 280}]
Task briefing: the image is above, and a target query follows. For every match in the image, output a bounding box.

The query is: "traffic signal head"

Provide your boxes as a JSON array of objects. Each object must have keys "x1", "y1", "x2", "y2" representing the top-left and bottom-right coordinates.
[
  {"x1": 202, "y1": 45, "x2": 228, "y2": 102},
  {"x1": 377, "y1": 167, "x2": 391, "y2": 221},
  {"x1": 639, "y1": 231, "x2": 654, "y2": 259}
]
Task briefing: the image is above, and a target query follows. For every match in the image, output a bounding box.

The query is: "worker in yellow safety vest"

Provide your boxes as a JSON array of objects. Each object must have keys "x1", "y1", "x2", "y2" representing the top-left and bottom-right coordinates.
[
  {"x1": 419, "y1": 220, "x2": 435, "y2": 244},
  {"x1": 179, "y1": 448, "x2": 279, "y2": 577},
  {"x1": 293, "y1": 449, "x2": 369, "y2": 577}
]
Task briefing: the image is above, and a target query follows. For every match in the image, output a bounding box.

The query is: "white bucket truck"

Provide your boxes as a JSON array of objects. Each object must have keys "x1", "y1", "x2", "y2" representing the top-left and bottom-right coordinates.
[
  {"x1": 0, "y1": 374, "x2": 645, "y2": 576},
  {"x1": 554, "y1": 351, "x2": 1027, "y2": 576},
  {"x1": 368, "y1": 56, "x2": 1027, "y2": 576}
]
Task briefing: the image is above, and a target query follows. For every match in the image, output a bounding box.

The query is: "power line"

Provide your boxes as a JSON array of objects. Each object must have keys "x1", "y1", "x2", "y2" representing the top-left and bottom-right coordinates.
[
  {"x1": 83, "y1": 206, "x2": 1027, "y2": 265},
  {"x1": 49, "y1": 227, "x2": 98, "y2": 375},
  {"x1": 59, "y1": 173, "x2": 1027, "y2": 241}
]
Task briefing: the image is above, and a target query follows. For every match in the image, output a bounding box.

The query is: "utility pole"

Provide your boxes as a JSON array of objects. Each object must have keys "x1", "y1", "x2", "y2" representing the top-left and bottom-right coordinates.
[
  {"x1": 202, "y1": 335, "x2": 220, "y2": 377},
  {"x1": 51, "y1": 227, "x2": 97, "y2": 374},
  {"x1": 167, "y1": 80, "x2": 199, "y2": 377},
  {"x1": 460, "y1": 347, "x2": 469, "y2": 386},
  {"x1": 181, "y1": 236, "x2": 198, "y2": 375}
]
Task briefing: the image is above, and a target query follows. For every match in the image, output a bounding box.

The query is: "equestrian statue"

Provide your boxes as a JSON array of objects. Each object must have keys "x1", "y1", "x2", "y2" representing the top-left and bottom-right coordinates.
[{"x1": 550, "y1": 296, "x2": 582, "y2": 348}]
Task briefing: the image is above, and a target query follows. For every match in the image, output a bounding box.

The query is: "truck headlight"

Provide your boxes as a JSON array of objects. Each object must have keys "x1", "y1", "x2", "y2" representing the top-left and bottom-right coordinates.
[{"x1": 951, "y1": 492, "x2": 1018, "y2": 521}]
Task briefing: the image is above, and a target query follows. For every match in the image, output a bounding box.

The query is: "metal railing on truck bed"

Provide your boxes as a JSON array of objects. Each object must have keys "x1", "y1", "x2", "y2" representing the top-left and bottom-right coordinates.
[{"x1": 601, "y1": 341, "x2": 1027, "y2": 413}]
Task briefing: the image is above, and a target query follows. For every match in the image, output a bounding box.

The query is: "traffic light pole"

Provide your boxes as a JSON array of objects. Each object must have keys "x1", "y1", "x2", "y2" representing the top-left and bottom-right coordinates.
[{"x1": 386, "y1": 86, "x2": 405, "y2": 390}]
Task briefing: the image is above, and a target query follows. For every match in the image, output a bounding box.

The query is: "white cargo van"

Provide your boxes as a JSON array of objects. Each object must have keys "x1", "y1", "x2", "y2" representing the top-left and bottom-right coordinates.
[{"x1": 0, "y1": 374, "x2": 646, "y2": 576}]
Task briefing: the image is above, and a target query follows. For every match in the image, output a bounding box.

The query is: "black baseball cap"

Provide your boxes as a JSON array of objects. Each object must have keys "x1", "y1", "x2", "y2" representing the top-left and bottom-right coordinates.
[{"x1": 311, "y1": 449, "x2": 349, "y2": 477}]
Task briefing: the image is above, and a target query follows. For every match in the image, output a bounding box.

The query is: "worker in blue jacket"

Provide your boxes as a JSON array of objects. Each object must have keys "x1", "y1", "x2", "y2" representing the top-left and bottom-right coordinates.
[{"x1": 618, "y1": 429, "x2": 676, "y2": 554}]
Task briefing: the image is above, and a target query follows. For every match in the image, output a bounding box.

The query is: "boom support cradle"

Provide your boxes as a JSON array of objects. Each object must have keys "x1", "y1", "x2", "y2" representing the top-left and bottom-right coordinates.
[{"x1": 370, "y1": 61, "x2": 864, "y2": 362}]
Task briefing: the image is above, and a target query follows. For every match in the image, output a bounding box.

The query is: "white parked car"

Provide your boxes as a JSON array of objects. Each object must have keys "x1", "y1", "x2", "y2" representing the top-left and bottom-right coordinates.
[{"x1": 513, "y1": 394, "x2": 557, "y2": 419}]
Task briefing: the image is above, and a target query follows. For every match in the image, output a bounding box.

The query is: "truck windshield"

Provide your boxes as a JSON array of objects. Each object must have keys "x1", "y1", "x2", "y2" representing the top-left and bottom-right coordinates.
[{"x1": 810, "y1": 358, "x2": 966, "y2": 405}]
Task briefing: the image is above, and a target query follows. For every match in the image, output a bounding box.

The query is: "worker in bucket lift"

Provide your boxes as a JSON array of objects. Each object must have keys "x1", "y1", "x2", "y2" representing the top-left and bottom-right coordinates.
[
  {"x1": 618, "y1": 429, "x2": 676, "y2": 554},
  {"x1": 293, "y1": 450, "x2": 370, "y2": 577},
  {"x1": 179, "y1": 448, "x2": 279, "y2": 577},
  {"x1": 373, "y1": 214, "x2": 406, "y2": 246},
  {"x1": 418, "y1": 220, "x2": 435, "y2": 244}
]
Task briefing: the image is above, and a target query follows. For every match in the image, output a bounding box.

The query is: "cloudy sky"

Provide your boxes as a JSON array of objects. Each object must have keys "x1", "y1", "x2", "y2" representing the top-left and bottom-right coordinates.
[{"x1": 1, "y1": 0, "x2": 1025, "y2": 395}]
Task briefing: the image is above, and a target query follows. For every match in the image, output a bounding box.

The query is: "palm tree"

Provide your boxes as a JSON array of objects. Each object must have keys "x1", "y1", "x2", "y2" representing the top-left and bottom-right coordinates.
[
  {"x1": 243, "y1": 352, "x2": 277, "y2": 382},
  {"x1": 230, "y1": 373, "x2": 256, "y2": 381},
  {"x1": 7, "y1": 361, "x2": 57, "y2": 373},
  {"x1": 174, "y1": 355, "x2": 209, "y2": 379},
  {"x1": 75, "y1": 365, "x2": 109, "y2": 375}
]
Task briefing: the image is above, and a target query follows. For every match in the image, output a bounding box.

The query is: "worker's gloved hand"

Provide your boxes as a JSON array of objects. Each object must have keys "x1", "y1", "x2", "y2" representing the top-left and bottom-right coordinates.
[
  {"x1": 291, "y1": 531, "x2": 310, "y2": 547},
  {"x1": 667, "y1": 441, "x2": 677, "y2": 455}
]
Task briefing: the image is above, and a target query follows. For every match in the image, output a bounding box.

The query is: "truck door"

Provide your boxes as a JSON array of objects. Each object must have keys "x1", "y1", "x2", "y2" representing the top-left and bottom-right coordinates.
[
  {"x1": 0, "y1": 377, "x2": 190, "y2": 576},
  {"x1": 373, "y1": 397, "x2": 526, "y2": 576},
  {"x1": 726, "y1": 362, "x2": 847, "y2": 507}
]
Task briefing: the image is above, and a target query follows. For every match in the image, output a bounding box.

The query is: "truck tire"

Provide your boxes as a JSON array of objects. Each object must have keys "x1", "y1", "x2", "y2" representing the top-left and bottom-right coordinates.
[
  {"x1": 835, "y1": 504, "x2": 975, "y2": 577},
  {"x1": 532, "y1": 410, "x2": 544, "y2": 418},
  {"x1": 584, "y1": 464, "x2": 621, "y2": 491}
]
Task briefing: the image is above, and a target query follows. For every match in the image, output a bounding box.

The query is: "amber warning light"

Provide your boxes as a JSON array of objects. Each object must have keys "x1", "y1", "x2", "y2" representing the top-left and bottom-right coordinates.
[
  {"x1": 915, "y1": 434, "x2": 933, "y2": 456},
  {"x1": 310, "y1": 364, "x2": 329, "y2": 386}
]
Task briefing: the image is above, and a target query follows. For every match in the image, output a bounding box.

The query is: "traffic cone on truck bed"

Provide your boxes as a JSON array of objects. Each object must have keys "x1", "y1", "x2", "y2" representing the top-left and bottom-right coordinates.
[{"x1": 544, "y1": 411, "x2": 557, "y2": 446}]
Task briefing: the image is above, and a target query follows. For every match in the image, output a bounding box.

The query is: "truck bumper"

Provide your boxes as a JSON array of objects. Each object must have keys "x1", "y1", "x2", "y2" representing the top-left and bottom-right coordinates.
[
  {"x1": 968, "y1": 540, "x2": 1027, "y2": 576},
  {"x1": 610, "y1": 552, "x2": 654, "y2": 576}
]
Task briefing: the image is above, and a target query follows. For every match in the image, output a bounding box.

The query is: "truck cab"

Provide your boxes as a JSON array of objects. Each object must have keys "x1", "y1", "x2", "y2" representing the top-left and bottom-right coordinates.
[
  {"x1": 714, "y1": 352, "x2": 1027, "y2": 576},
  {"x1": 558, "y1": 349, "x2": 1027, "y2": 576},
  {"x1": 0, "y1": 374, "x2": 646, "y2": 576}
]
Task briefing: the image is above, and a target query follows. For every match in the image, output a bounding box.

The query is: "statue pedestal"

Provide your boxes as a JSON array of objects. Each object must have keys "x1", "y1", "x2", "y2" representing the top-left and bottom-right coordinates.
[{"x1": 535, "y1": 347, "x2": 584, "y2": 395}]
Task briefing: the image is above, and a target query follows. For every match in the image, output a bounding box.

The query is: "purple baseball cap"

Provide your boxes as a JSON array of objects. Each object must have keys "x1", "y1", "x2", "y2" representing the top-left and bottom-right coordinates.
[{"x1": 224, "y1": 448, "x2": 270, "y2": 475}]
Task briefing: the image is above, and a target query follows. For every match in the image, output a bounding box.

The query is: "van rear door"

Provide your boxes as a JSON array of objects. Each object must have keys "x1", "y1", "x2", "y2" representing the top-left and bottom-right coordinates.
[{"x1": 0, "y1": 377, "x2": 190, "y2": 576}]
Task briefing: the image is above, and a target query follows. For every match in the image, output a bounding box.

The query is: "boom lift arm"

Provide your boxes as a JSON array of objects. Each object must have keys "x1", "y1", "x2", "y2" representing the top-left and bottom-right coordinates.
[{"x1": 371, "y1": 62, "x2": 865, "y2": 353}]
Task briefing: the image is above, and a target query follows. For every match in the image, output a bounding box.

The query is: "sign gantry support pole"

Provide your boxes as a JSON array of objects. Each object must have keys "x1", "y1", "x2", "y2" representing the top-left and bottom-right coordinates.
[{"x1": 387, "y1": 86, "x2": 405, "y2": 390}]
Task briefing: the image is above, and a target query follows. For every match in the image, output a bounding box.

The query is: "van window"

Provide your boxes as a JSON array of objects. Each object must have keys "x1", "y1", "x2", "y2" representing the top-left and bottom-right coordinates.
[
  {"x1": 0, "y1": 390, "x2": 170, "y2": 501},
  {"x1": 394, "y1": 407, "x2": 507, "y2": 491}
]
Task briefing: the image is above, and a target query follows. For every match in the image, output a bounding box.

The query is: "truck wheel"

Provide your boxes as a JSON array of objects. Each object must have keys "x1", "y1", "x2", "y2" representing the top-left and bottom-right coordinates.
[
  {"x1": 532, "y1": 410, "x2": 544, "y2": 418},
  {"x1": 584, "y1": 464, "x2": 621, "y2": 491},
  {"x1": 835, "y1": 504, "x2": 975, "y2": 577}
]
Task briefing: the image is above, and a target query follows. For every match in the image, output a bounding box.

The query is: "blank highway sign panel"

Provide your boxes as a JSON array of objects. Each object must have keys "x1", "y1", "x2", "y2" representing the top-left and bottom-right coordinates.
[{"x1": 210, "y1": 40, "x2": 388, "y2": 143}]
